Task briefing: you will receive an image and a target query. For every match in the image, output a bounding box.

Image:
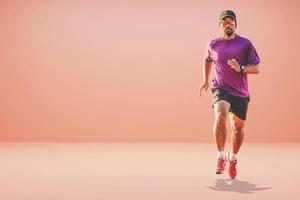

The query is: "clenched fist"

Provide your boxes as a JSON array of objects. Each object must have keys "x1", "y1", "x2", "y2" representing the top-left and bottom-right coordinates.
[
  {"x1": 227, "y1": 59, "x2": 241, "y2": 73},
  {"x1": 199, "y1": 81, "x2": 209, "y2": 98}
]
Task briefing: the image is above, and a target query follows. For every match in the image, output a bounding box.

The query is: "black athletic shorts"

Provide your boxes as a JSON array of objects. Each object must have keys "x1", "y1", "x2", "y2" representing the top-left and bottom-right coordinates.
[{"x1": 211, "y1": 88, "x2": 250, "y2": 121}]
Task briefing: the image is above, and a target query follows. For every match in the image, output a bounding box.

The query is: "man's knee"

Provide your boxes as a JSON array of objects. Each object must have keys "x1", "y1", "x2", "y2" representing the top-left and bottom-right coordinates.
[
  {"x1": 214, "y1": 100, "x2": 230, "y2": 128},
  {"x1": 231, "y1": 121, "x2": 244, "y2": 135},
  {"x1": 215, "y1": 111, "x2": 227, "y2": 128}
]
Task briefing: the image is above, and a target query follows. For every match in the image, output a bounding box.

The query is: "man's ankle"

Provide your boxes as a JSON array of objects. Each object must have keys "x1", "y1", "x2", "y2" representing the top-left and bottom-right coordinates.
[
  {"x1": 229, "y1": 152, "x2": 237, "y2": 161},
  {"x1": 218, "y1": 151, "x2": 226, "y2": 158}
]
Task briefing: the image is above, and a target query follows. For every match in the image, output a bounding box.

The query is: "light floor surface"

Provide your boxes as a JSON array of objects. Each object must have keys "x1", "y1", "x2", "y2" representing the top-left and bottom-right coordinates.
[{"x1": 0, "y1": 143, "x2": 299, "y2": 200}]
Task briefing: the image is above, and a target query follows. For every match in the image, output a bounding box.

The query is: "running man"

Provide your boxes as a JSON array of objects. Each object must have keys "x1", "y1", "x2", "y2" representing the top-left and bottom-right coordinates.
[{"x1": 199, "y1": 10, "x2": 260, "y2": 179}]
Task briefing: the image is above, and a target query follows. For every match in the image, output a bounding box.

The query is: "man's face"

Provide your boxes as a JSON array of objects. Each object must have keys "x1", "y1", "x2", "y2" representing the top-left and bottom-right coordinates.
[{"x1": 219, "y1": 17, "x2": 236, "y2": 36}]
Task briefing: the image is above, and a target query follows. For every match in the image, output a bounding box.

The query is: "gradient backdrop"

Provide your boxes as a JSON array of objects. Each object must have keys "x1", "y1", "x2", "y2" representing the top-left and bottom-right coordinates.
[{"x1": 1, "y1": 0, "x2": 299, "y2": 142}]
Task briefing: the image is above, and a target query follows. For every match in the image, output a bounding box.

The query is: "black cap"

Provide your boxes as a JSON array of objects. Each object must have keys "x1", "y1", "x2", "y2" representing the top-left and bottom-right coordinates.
[{"x1": 219, "y1": 10, "x2": 236, "y2": 22}]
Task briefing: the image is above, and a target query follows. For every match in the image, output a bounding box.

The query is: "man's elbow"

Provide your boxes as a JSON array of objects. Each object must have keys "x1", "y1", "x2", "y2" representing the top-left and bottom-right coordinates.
[
  {"x1": 205, "y1": 58, "x2": 212, "y2": 64},
  {"x1": 254, "y1": 65, "x2": 260, "y2": 74}
]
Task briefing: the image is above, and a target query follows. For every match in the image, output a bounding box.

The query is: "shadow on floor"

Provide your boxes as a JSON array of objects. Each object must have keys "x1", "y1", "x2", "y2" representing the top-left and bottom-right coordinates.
[{"x1": 207, "y1": 179, "x2": 271, "y2": 194}]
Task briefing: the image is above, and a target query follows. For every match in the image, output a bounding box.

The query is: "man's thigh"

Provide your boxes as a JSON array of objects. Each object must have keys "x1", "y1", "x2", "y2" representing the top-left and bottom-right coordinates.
[
  {"x1": 229, "y1": 112, "x2": 245, "y2": 129},
  {"x1": 213, "y1": 100, "x2": 231, "y2": 119}
]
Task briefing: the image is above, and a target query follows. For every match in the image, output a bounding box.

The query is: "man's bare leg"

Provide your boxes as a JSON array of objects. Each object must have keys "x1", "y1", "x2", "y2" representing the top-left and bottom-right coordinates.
[
  {"x1": 229, "y1": 112, "x2": 245, "y2": 157},
  {"x1": 213, "y1": 100, "x2": 230, "y2": 174},
  {"x1": 213, "y1": 100, "x2": 230, "y2": 152},
  {"x1": 228, "y1": 112, "x2": 245, "y2": 178}
]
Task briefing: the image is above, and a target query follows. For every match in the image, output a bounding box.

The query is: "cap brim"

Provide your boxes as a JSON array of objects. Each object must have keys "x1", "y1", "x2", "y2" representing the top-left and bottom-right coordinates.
[{"x1": 220, "y1": 14, "x2": 236, "y2": 20}]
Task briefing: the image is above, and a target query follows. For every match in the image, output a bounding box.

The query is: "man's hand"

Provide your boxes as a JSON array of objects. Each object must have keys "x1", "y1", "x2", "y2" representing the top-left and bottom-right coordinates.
[
  {"x1": 227, "y1": 59, "x2": 241, "y2": 73},
  {"x1": 199, "y1": 81, "x2": 209, "y2": 98}
]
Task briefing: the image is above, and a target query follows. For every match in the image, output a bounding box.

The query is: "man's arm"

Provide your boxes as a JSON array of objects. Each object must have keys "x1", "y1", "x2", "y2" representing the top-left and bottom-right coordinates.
[
  {"x1": 203, "y1": 58, "x2": 213, "y2": 81},
  {"x1": 242, "y1": 64, "x2": 260, "y2": 74},
  {"x1": 228, "y1": 59, "x2": 260, "y2": 74},
  {"x1": 199, "y1": 58, "x2": 213, "y2": 97}
]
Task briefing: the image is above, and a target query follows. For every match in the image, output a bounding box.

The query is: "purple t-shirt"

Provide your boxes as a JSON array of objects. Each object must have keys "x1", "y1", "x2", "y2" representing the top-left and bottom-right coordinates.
[{"x1": 205, "y1": 34, "x2": 260, "y2": 97}]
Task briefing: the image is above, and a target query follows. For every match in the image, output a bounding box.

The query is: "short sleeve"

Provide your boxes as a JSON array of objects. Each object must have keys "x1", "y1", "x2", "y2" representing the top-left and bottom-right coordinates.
[
  {"x1": 246, "y1": 40, "x2": 260, "y2": 65},
  {"x1": 204, "y1": 40, "x2": 212, "y2": 61}
]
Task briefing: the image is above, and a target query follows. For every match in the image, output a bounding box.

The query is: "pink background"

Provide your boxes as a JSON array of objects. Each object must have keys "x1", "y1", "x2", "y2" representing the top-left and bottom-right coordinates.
[{"x1": 1, "y1": 0, "x2": 299, "y2": 142}]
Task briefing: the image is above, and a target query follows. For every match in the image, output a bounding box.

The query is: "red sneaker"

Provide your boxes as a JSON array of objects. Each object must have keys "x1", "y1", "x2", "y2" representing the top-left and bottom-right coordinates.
[
  {"x1": 228, "y1": 159, "x2": 237, "y2": 179},
  {"x1": 216, "y1": 156, "x2": 227, "y2": 174}
]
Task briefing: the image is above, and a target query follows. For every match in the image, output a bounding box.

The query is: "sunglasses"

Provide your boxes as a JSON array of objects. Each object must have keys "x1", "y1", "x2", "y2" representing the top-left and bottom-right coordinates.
[{"x1": 220, "y1": 19, "x2": 236, "y2": 26}]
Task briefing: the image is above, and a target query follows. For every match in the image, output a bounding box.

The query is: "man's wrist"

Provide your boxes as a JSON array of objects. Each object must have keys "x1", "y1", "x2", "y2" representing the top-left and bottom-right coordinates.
[{"x1": 240, "y1": 65, "x2": 245, "y2": 73}]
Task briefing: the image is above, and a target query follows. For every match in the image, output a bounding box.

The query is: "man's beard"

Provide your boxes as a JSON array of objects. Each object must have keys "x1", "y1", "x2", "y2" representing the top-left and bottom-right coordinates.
[{"x1": 225, "y1": 27, "x2": 234, "y2": 36}]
